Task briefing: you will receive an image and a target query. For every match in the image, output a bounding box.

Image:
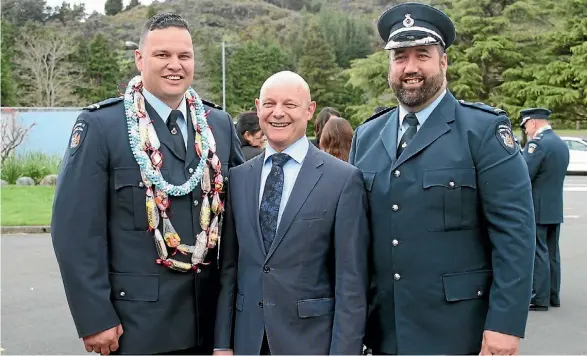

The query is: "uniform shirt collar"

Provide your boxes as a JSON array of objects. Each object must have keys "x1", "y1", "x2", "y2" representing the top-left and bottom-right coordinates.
[
  {"x1": 534, "y1": 124, "x2": 552, "y2": 139},
  {"x1": 143, "y1": 88, "x2": 187, "y2": 123},
  {"x1": 398, "y1": 89, "x2": 447, "y2": 127},
  {"x1": 263, "y1": 136, "x2": 309, "y2": 165}
]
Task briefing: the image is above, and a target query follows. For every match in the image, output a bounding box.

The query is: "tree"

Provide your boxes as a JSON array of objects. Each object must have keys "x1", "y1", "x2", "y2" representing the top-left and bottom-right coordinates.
[
  {"x1": 13, "y1": 24, "x2": 79, "y2": 107},
  {"x1": 298, "y1": 22, "x2": 361, "y2": 133},
  {"x1": 71, "y1": 34, "x2": 124, "y2": 104},
  {"x1": 1, "y1": 0, "x2": 50, "y2": 26},
  {"x1": 1, "y1": 21, "x2": 18, "y2": 106},
  {"x1": 444, "y1": 0, "x2": 528, "y2": 104},
  {"x1": 223, "y1": 41, "x2": 293, "y2": 115},
  {"x1": 47, "y1": 1, "x2": 86, "y2": 26},
  {"x1": 105, "y1": 0, "x2": 123, "y2": 16},
  {"x1": 316, "y1": 6, "x2": 374, "y2": 68},
  {"x1": 147, "y1": 3, "x2": 157, "y2": 18},
  {"x1": 1, "y1": 108, "x2": 36, "y2": 163},
  {"x1": 497, "y1": 0, "x2": 587, "y2": 127},
  {"x1": 125, "y1": 0, "x2": 141, "y2": 11}
]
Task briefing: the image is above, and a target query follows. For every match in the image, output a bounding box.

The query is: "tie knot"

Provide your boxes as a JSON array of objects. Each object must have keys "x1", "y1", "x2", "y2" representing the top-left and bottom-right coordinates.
[
  {"x1": 168, "y1": 110, "x2": 183, "y2": 125},
  {"x1": 404, "y1": 113, "x2": 419, "y2": 127},
  {"x1": 271, "y1": 153, "x2": 290, "y2": 167}
]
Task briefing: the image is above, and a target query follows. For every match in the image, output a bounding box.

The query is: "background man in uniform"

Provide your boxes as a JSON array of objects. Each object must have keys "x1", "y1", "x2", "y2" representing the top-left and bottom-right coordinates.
[
  {"x1": 51, "y1": 13, "x2": 244, "y2": 355},
  {"x1": 520, "y1": 108, "x2": 570, "y2": 311},
  {"x1": 214, "y1": 71, "x2": 369, "y2": 355},
  {"x1": 349, "y1": 2, "x2": 536, "y2": 355}
]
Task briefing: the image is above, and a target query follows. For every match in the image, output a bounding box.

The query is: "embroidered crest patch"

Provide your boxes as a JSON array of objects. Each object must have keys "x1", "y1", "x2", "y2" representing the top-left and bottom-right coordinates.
[
  {"x1": 528, "y1": 142, "x2": 537, "y2": 154},
  {"x1": 496, "y1": 122, "x2": 516, "y2": 154},
  {"x1": 69, "y1": 120, "x2": 87, "y2": 155}
]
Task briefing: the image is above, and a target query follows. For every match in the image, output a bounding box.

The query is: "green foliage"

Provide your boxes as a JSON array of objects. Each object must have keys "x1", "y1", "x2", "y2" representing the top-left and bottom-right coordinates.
[
  {"x1": 298, "y1": 21, "x2": 363, "y2": 133},
  {"x1": 105, "y1": 0, "x2": 123, "y2": 16},
  {"x1": 147, "y1": 3, "x2": 157, "y2": 18},
  {"x1": 70, "y1": 34, "x2": 123, "y2": 104},
  {"x1": 1, "y1": 152, "x2": 62, "y2": 184},
  {"x1": 315, "y1": 6, "x2": 374, "y2": 68},
  {"x1": 223, "y1": 41, "x2": 294, "y2": 115},
  {"x1": 1, "y1": 0, "x2": 49, "y2": 26},
  {"x1": 1, "y1": 21, "x2": 18, "y2": 106},
  {"x1": 126, "y1": 0, "x2": 141, "y2": 11}
]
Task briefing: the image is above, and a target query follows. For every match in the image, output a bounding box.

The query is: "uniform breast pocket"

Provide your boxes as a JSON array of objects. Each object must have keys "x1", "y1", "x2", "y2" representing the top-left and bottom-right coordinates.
[
  {"x1": 422, "y1": 168, "x2": 478, "y2": 231},
  {"x1": 114, "y1": 167, "x2": 150, "y2": 231}
]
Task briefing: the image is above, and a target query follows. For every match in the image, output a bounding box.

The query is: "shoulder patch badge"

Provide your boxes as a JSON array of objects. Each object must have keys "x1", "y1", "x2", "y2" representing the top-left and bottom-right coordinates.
[
  {"x1": 495, "y1": 122, "x2": 516, "y2": 154},
  {"x1": 528, "y1": 142, "x2": 537, "y2": 154},
  {"x1": 69, "y1": 120, "x2": 88, "y2": 155}
]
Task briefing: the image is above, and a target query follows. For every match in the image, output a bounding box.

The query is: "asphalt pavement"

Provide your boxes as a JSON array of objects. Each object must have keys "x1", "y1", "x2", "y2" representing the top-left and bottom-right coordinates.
[{"x1": 2, "y1": 176, "x2": 587, "y2": 355}]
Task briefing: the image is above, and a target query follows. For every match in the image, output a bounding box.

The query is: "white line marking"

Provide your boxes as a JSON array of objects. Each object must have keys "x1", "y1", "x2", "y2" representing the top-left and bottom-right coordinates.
[
  {"x1": 565, "y1": 215, "x2": 581, "y2": 219},
  {"x1": 564, "y1": 187, "x2": 587, "y2": 191}
]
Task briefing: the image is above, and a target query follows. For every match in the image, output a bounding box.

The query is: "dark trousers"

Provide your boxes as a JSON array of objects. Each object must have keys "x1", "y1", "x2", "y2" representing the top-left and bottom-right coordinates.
[{"x1": 532, "y1": 224, "x2": 561, "y2": 305}]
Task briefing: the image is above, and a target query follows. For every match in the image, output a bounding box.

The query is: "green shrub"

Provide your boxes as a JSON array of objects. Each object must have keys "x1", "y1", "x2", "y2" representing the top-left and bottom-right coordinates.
[{"x1": 1, "y1": 152, "x2": 62, "y2": 184}]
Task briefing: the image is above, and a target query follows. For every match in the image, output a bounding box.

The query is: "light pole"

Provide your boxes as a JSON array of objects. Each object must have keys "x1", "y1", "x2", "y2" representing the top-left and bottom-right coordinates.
[{"x1": 222, "y1": 41, "x2": 226, "y2": 111}]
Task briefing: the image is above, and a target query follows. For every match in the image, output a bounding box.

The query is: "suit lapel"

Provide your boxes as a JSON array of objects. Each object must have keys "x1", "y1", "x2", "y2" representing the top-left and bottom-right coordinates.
[
  {"x1": 266, "y1": 145, "x2": 323, "y2": 262},
  {"x1": 145, "y1": 100, "x2": 186, "y2": 161},
  {"x1": 392, "y1": 93, "x2": 456, "y2": 170},
  {"x1": 380, "y1": 109, "x2": 399, "y2": 165},
  {"x1": 184, "y1": 102, "x2": 198, "y2": 169},
  {"x1": 246, "y1": 154, "x2": 266, "y2": 256}
]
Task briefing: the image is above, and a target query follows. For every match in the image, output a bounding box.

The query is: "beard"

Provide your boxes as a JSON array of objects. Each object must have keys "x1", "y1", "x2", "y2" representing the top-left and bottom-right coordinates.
[{"x1": 390, "y1": 68, "x2": 445, "y2": 108}]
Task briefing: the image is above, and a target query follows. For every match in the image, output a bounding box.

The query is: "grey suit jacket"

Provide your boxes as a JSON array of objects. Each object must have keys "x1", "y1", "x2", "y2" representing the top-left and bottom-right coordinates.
[{"x1": 214, "y1": 143, "x2": 369, "y2": 355}]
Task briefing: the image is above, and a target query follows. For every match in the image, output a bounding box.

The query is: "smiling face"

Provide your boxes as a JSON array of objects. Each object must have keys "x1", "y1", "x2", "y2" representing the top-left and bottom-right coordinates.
[
  {"x1": 255, "y1": 77, "x2": 316, "y2": 152},
  {"x1": 135, "y1": 26, "x2": 194, "y2": 109},
  {"x1": 388, "y1": 45, "x2": 447, "y2": 111}
]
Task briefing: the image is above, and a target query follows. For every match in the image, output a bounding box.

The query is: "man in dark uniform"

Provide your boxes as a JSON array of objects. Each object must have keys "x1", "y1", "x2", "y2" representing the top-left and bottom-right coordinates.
[
  {"x1": 51, "y1": 13, "x2": 244, "y2": 355},
  {"x1": 520, "y1": 108, "x2": 570, "y2": 311},
  {"x1": 349, "y1": 2, "x2": 536, "y2": 355}
]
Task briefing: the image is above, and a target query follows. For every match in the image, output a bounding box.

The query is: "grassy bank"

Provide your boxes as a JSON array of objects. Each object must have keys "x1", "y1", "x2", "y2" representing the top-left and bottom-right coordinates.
[{"x1": 1, "y1": 186, "x2": 55, "y2": 226}]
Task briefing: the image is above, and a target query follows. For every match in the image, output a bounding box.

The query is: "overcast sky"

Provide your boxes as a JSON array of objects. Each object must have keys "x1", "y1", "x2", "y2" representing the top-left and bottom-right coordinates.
[{"x1": 46, "y1": 0, "x2": 155, "y2": 15}]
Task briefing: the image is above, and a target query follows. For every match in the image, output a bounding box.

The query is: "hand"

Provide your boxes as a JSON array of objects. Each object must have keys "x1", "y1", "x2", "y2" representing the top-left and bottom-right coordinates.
[
  {"x1": 479, "y1": 330, "x2": 520, "y2": 355},
  {"x1": 213, "y1": 350, "x2": 234, "y2": 356},
  {"x1": 82, "y1": 324, "x2": 123, "y2": 355}
]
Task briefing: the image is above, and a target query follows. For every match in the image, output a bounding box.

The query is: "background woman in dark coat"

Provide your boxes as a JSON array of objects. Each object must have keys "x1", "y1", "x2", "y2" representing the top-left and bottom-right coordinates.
[{"x1": 235, "y1": 111, "x2": 266, "y2": 161}]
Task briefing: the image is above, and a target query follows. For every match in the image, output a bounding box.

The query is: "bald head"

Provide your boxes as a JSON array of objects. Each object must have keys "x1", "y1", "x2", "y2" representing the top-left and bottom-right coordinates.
[{"x1": 259, "y1": 71, "x2": 311, "y2": 104}]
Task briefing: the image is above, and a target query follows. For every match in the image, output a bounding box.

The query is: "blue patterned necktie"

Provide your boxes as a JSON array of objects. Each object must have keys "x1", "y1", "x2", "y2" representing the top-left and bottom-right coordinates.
[{"x1": 259, "y1": 153, "x2": 291, "y2": 253}]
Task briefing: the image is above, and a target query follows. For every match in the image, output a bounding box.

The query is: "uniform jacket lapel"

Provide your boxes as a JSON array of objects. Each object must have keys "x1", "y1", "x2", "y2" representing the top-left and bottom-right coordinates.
[
  {"x1": 246, "y1": 154, "x2": 266, "y2": 256},
  {"x1": 380, "y1": 109, "x2": 399, "y2": 165}
]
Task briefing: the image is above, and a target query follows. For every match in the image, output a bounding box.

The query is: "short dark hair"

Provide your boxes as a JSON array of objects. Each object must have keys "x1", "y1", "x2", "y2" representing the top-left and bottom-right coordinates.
[
  {"x1": 235, "y1": 111, "x2": 262, "y2": 145},
  {"x1": 139, "y1": 13, "x2": 190, "y2": 48},
  {"x1": 315, "y1": 107, "x2": 341, "y2": 145}
]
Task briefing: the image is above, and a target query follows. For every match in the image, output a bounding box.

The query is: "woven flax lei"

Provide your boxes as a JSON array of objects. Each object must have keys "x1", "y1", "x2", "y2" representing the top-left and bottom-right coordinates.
[{"x1": 124, "y1": 75, "x2": 224, "y2": 272}]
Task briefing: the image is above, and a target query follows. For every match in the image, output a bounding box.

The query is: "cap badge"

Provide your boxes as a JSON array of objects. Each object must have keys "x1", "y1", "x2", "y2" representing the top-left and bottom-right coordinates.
[{"x1": 403, "y1": 14, "x2": 414, "y2": 28}]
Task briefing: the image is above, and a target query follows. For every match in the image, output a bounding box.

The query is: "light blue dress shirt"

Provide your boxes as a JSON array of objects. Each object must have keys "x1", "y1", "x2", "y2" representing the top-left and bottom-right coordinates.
[
  {"x1": 143, "y1": 88, "x2": 188, "y2": 149},
  {"x1": 259, "y1": 136, "x2": 309, "y2": 227},
  {"x1": 397, "y1": 89, "x2": 447, "y2": 146}
]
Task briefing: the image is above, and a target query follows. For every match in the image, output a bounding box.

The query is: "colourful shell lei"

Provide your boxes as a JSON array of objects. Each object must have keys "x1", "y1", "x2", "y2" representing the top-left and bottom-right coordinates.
[{"x1": 124, "y1": 75, "x2": 225, "y2": 272}]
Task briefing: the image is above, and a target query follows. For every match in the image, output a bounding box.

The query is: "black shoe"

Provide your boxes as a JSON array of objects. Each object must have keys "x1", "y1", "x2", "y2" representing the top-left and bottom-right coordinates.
[
  {"x1": 529, "y1": 303, "x2": 549, "y2": 311},
  {"x1": 550, "y1": 301, "x2": 560, "y2": 307}
]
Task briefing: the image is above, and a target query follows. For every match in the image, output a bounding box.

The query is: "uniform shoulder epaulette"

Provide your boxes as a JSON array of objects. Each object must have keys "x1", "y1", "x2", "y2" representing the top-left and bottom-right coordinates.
[
  {"x1": 458, "y1": 100, "x2": 507, "y2": 116},
  {"x1": 201, "y1": 99, "x2": 223, "y2": 110},
  {"x1": 83, "y1": 97, "x2": 123, "y2": 111},
  {"x1": 363, "y1": 106, "x2": 396, "y2": 125}
]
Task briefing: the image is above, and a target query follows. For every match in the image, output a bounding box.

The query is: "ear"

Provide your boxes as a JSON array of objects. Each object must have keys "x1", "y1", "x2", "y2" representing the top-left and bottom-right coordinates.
[
  {"x1": 135, "y1": 49, "x2": 143, "y2": 73},
  {"x1": 243, "y1": 131, "x2": 253, "y2": 142},
  {"x1": 255, "y1": 98, "x2": 262, "y2": 114},
  {"x1": 307, "y1": 101, "x2": 317, "y2": 121},
  {"x1": 440, "y1": 52, "x2": 448, "y2": 71}
]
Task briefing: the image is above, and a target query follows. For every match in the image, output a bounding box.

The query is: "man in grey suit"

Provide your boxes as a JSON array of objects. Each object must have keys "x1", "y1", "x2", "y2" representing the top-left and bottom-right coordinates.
[{"x1": 214, "y1": 71, "x2": 369, "y2": 355}]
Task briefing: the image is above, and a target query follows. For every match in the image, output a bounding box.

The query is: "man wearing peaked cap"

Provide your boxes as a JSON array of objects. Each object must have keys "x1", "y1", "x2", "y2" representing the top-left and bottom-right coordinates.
[
  {"x1": 520, "y1": 108, "x2": 569, "y2": 312},
  {"x1": 349, "y1": 2, "x2": 536, "y2": 355}
]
